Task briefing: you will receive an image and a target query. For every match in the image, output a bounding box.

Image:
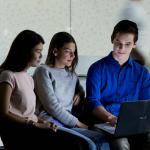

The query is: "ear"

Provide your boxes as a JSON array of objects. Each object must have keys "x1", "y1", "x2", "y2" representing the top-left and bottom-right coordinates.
[{"x1": 53, "y1": 48, "x2": 58, "y2": 56}]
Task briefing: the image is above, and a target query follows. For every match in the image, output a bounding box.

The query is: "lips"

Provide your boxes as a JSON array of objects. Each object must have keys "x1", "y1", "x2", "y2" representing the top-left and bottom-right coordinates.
[
  {"x1": 67, "y1": 60, "x2": 73, "y2": 62},
  {"x1": 37, "y1": 60, "x2": 41, "y2": 63},
  {"x1": 117, "y1": 51, "x2": 125, "y2": 55}
]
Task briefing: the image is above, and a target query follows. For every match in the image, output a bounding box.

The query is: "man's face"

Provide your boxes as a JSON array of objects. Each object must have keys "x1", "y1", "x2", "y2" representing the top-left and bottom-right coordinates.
[{"x1": 112, "y1": 32, "x2": 136, "y2": 61}]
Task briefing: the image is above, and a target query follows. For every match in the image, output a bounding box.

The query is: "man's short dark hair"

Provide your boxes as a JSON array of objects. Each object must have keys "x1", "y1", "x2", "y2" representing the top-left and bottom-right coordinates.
[{"x1": 111, "y1": 20, "x2": 138, "y2": 43}]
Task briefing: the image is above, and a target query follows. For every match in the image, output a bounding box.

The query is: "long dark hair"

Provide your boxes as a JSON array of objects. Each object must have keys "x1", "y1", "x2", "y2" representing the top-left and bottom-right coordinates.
[
  {"x1": 45, "y1": 32, "x2": 78, "y2": 73},
  {"x1": 0, "y1": 30, "x2": 44, "y2": 72}
]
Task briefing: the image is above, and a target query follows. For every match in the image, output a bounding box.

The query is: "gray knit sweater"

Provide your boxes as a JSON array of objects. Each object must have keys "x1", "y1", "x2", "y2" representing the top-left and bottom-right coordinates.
[{"x1": 33, "y1": 65, "x2": 81, "y2": 127}]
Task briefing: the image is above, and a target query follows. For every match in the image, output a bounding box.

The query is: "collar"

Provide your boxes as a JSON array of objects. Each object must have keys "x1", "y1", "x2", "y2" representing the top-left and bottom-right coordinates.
[{"x1": 106, "y1": 52, "x2": 133, "y2": 67}]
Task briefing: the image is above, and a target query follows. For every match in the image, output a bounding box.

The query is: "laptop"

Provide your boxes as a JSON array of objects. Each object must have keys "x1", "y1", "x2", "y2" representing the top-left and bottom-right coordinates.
[{"x1": 94, "y1": 100, "x2": 150, "y2": 137}]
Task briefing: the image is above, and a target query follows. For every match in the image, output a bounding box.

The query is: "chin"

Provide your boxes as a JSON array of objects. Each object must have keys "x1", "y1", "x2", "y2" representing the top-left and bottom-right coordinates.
[
  {"x1": 66, "y1": 63, "x2": 71, "y2": 67},
  {"x1": 32, "y1": 63, "x2": 39, "y2": 67},
  {"x1": 117, "y1": 53, "x2": 125, "y2": 57}
]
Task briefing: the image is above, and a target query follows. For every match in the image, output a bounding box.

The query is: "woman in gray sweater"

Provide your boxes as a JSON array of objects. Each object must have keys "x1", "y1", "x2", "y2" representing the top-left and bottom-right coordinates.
[{"x1": 33, "y1": 32, "x2": 110, "y2": 150}]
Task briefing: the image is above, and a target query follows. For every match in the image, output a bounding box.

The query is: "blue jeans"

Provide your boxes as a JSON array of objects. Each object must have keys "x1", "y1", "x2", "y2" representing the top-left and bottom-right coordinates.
[
  {"x1": 46, "y1": 116, "x2": 110, "y2": 149},
  {"x1": 72, "y1": 128, "x2": 110, "y2": 150},
  {"x1": 59, "y1": 126, "x2": 110, "y2": 150},
  {"x1": 59, "y1": 126, "x2": 96, "y2": 150}
]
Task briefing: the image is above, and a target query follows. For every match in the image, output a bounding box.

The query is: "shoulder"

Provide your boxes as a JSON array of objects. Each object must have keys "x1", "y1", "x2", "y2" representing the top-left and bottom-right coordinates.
[
  {"x1": 88, "y1": 56, "x2": 108, "y2": 72},
  {"x1": 0, "y1": 70, "x2": 14, "y2": 80},
  {"x1": 0, "y1": 70, "x2": 15, "y2": 88},
  {"x1": 132, "y1": 60, "x2": 149, "y2": 75},
  {"x1": 34, "y1": 64, "x2": 53, "y2": 76},
  {"x1": 35, "y1": 64, "x2": 50, "y2": 72}
]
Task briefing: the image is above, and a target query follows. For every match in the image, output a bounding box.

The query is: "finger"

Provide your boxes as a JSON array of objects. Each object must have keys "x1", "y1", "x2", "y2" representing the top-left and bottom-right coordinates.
[
  {"x1": 53, "y1": 125, "x2": 58, "y2": 132},
  {"x1": 49, "y1": 122, "x2": 58, "y2": 132}
]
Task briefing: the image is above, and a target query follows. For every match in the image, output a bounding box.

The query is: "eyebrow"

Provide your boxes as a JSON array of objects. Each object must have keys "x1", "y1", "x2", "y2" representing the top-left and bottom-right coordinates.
[
  {"x1": 115, "y1": 40, "x2": 131, "y2": 44},
  {"x1": 63, "y1": 48, "x2": 75, "y2": 51},
  {"x1": 35, "y1": 48, "x2": 42, "y2": 51}
]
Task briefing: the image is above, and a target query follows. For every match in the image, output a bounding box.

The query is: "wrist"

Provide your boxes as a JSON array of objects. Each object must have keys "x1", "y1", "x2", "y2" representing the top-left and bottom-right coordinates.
[
  {"x1": 107, "y1": 114, "x2": 114, "y2": 122},
  {"x1": 76, "y1": 120, "x2": 81, "y2": 128}
]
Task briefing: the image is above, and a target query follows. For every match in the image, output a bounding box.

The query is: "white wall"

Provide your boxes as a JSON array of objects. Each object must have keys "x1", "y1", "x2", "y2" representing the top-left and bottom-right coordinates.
[{"x1": 0, "y1": 0, "x2": 150, "y2": 75}]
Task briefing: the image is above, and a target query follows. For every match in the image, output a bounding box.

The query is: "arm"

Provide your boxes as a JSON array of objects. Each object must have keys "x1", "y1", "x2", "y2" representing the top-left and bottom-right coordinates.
[
  {"x1": 92, "y1": 106, "x2": 117, "y2": 126},
  {"x1": 34, "y1": 67, "x2": 87, "y2": 128},
  {"x1": 139, "y1": 69, "x2": 150, "y2": 99},
  {"x1": 0, "y1": 74, "x2": 57, "y2": 132},
  {"x1": 86, "y1": 63, "x2": 117, "y2": 126},
  {"x1": 0, "y1": 82, "x2": 27, "y2": 124}
]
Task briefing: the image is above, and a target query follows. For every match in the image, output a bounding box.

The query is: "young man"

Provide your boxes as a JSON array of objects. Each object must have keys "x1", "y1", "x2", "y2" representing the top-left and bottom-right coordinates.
[{"x1": 86, "y1": 20, "x2": 150, "y2": 150}]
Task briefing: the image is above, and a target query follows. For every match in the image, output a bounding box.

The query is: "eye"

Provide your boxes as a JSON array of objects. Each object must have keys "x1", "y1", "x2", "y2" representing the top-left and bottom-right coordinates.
[
  {"x1": 64, "y1": 49, "x2": 73, "y2": 55},
  {"x1": 114, "y1": 42, "x2": 121, "y2": 46},
  {"x1": 125, "y1": 43, "x2": 130, "y2": 47},
  {"x1": 35, "y1": 49, "x2": 42, "y2": 54},
  {"x1": 64, "y1": 49, "x2": 70, "y2": 53}
]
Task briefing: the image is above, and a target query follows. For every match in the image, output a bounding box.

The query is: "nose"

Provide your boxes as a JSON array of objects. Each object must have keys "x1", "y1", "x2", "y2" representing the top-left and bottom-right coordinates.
[
  {"x1": 70, "y1": 52, "x2": 75, "y2": 58},
  {"x1": 39, "y1": 53, "x2": 42, "y2": 59},
  {"x1": 119, "y1": 44, "x2": 124, "y2": 50}
]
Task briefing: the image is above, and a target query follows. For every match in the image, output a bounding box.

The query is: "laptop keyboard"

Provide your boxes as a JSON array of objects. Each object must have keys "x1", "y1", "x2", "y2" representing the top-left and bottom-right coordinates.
[{"x1": 94, "y1": 123, "x2": 116, "y2": 134}]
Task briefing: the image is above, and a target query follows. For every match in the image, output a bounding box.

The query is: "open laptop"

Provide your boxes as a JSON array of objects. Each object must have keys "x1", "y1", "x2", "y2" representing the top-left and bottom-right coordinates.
[{"x1": 94, "y1": 100, "x2": 150, "y2": 137}]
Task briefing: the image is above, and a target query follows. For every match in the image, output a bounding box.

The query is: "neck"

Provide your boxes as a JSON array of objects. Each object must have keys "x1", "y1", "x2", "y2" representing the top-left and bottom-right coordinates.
[
  {"x1": 112, "y1": 52, "x2": 129, "y2": 66},
  {"x1": 54, "y1": 61, "x2": 65, "y2": 69},
  {"x1": 24, "y1": 65, "x2": 30, "y2": 71}
]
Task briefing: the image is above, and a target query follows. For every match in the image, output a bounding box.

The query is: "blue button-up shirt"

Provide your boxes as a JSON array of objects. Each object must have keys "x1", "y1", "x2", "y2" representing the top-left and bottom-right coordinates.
[{"x1": 86, "y1": 52, "x2": 150, "y2": 116}]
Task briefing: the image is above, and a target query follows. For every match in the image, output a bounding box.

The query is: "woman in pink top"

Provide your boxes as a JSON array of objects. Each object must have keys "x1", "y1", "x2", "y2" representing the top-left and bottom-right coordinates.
[
  {"x1": 0, "y1": 30, "x2": 58, "y2": 149},
  {"x1": 0, "y1": 30, "x2": 55, "y2": 128},
  {"x1": 0, "y1": 30, "x2": 90, "y2": 150}
]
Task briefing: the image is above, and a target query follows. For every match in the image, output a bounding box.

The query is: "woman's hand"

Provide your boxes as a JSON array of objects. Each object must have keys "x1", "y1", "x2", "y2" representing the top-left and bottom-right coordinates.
[
  {"x1": 73, "y1": 94, "x2": 80, "y2": 106},
  {"x1": 76, "y1": 121, "x2": 88, "y2": 129},
  {"x1": 30, "y1": 121, "x2": 57, "y2": 132}
]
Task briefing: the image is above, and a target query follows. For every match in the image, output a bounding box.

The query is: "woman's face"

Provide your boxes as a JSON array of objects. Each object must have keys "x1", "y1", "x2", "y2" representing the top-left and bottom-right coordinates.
[
  {"x1": 28, "y1": 42, "x2": 43, "y2": 67},
  {"x1": 54, "y1": 42, "x2": 76, "y2": 68}
]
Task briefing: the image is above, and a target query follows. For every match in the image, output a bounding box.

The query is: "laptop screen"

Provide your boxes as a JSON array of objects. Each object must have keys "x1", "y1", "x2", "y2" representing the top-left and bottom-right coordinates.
[{"x1": 94, "y1": 100, "x2": 150, "y2": 137}]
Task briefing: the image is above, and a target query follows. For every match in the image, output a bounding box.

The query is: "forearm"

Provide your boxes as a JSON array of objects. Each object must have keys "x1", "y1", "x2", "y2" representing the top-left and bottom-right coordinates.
[
  {"x1": 1, "y1": 112, "x2": 57, "y2": 131},
  {"x1": 92, "y1": 106, "x2": 113, "y2": 122},
  {"x1": 48, "y1": 103, "x2": 78, "y2": 127},
  {"x1": 0, "y1": 111, "x2": 31, "y2": 125},
  {"x1": 92, "y1": 106, "x2": 117, "y2": 126},
  {"x1": 36, "y1": 83, "x2": 78, "y2": 127}
]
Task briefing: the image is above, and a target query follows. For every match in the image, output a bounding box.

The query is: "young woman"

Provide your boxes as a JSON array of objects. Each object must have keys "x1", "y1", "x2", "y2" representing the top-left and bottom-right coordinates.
[
  {"x1": 33, "y1": 32, "x2": 110, "y2": 150},
  {"x1": 33, "y1": 31, "x2": 87, "y2": 128},
  {"x1": 0, "y1": 30, "x2": 90, "y2": 150}
]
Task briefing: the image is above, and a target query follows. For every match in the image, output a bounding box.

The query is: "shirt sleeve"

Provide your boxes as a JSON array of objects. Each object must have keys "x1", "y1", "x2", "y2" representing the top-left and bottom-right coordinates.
[
  {"x1": 86, "y1": 63, "x2": 102, "y2": 111},
  {"x1": 139, "y1": 69, "x2": 150, "y2": 99},
  {"x1": 0, "y1": 71, "x2": 15, "y2": 89},
  {"x1": 33, "y1": 67, "x2": 78, "y2": 127}
]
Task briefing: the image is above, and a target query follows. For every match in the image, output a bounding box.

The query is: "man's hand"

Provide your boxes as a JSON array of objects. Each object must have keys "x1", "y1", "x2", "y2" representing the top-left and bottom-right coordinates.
[{"x1": 107, "y1": 115, "x2": 117, "y2": 127}]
